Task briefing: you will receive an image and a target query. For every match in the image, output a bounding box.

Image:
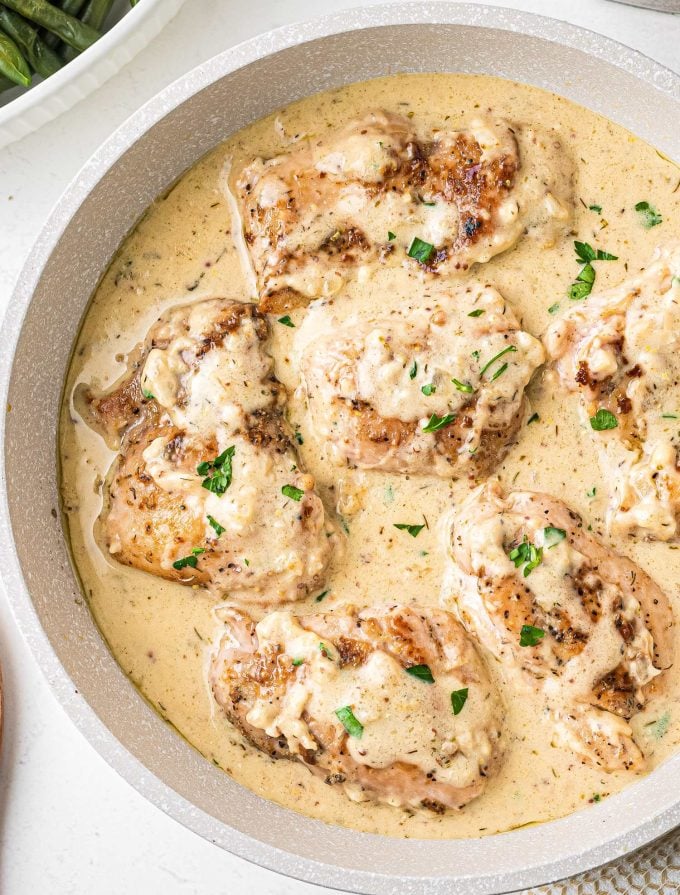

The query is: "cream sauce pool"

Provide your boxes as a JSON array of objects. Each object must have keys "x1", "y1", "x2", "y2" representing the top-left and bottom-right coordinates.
[{"x1": 59, "y1": 74, "x2": 680, "y2": 838}]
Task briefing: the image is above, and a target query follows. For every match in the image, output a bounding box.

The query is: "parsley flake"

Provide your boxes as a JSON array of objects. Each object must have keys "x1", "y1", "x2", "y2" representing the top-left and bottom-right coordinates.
[
  {"x1": 589, "y1": 204, "x2": 602, "y2": 214},
  {"x1": 197, "y1": 446, "x2": 235, "y2": 496},
  {"x1": 452, "y1": 378, "x2": 474, "y2": 394},
  {"x1": 407, "y1": 236, "x2": 435, "y2": 264},
  {"x1": 335, "y1": 705, "x2": 363, "y2": 738},
  {"x1": 394, "y1": 523, "x2": 425, "y2": 538},
  {"x1": 451, "y1": 688, "x2": 469, "y2": 715},
  {"x1": 207, "y1": 515, "x2": 225, "y2": 537},
  {"x1": 388, "y1": 230, "x2": 396, "y2": 241},
  {"x1": 406, "y1": 664, "x2": 434, "y2": 683},
  {"x1": 479, "y1": 345, "x2": 517, "y2": 378},
  {"x1": 587, "y1": 486, "x2": 597, "y2": 498},
  {"x1": 282, "y1": 484, "x2": 304, "y2": 501},
  {"x1": 527, "y1": 412, "x2": 539, "y2": 425},
  {"x1": 548, "y1": 302, "x2": 560, "y2": 315},
  {"x1": 292, "y1": 658, "x2": 304, "y2": 667},
  {"x1": 315, "y1": 590, "x2": 329, "y2": 603},
  {"x1": 422, "y1": 412, "x2": 456, "y2": 433},
  {"x1": 468, "y1": 309, "x2": 485, "y2": 318},
  {"x1": 543, "y1": 526, "x2": 566, "y2": 548},
  {"x1": 142, "y1": 387, "x2": 155, "y2": 400},
  {"x1": 519, "y1": 624, "x2": 546, "y2": 647},
  {"x1": 172, "y1": 547, "x2": 205, "y2": 571},
  {"x1": 409, "y1": 360, "x2": 418, "y2": 380},
  {"x1": 421, "y1": 383, "x2": 436, "y2": 396},
  {"x1": 635, "y1": 201, "x2": 663, "y2": 228},
  {"x1": 278, "y1": 315, "x2": 295, "y2": 327},
  {"x1": 509, "y1": 537, "x2": 543, "y2": 577},
  {"x1": 590, "y1": 408, "x2": 618, "y2": 431}
]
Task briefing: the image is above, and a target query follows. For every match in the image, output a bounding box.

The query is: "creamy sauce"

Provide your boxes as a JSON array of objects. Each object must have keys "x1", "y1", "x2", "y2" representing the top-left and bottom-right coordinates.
[{"x1": 59, "y1": 74, "x2": 680, "y2": 838}]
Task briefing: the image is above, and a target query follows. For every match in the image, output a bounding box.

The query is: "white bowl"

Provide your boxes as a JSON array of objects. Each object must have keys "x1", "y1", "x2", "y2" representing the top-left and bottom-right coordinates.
[{"x1": 0, "y1": 0, "x2": 186, "y2": 148}]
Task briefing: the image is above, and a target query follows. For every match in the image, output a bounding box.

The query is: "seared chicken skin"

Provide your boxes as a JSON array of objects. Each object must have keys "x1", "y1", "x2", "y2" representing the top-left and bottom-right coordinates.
[
  {"x1": 545, "y1": 243, "x2": 680, "y2": 541},
  {"x1": 210, "y1": 603, "x2": 503, "y2": 812},
  {"x1": 236, "y1": 111, "x2": 574, "y2": 311},
  {"x1": 295, "y1": 284, "x2": 544, "y2": 477},
  {"x1": 83, "y1": 299, "x2": 339, "y2": 604},
  {"x1": 442, "y1": 480, "x2": 673, "y2": 772}
]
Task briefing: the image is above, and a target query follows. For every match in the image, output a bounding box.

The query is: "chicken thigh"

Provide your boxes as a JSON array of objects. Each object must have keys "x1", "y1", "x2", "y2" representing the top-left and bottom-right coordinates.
[
  {"x1": 545, "y1": 242, "x2": 680, "y2": 541},
  {"x1": 235, "y1": 111, "x2": 574, "y2": 311},
  {"x1": 210, "y1": 603, "x2": 503, "y2": 811},
  {"x1": 442, "y1": 480, "x2": 673, "y2": 772},
  {"x1": 82, "y1": 298, "x2": 339, "y2": 604},
  {"x1": 294, "y1": 284, "x2": 544, "y2": 477}
]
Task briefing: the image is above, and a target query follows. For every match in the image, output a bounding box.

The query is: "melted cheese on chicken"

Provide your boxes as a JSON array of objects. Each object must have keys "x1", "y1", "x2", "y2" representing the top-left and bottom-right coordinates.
[
  {"x1": 294, "y1": 284, "x2": 544, "y2": 476},
  {"x1": 545, "y1": 243, "x2": 680, "y2": 540},
  {"x1": 235, "y1": 111, "x2": 573, "y2": 311},
  {"x1": 210, "y1": 603, "x2": 503, "y2": 811},
  {"x1": 442, "y1": 480, "x2": 673, "y2": 771}
]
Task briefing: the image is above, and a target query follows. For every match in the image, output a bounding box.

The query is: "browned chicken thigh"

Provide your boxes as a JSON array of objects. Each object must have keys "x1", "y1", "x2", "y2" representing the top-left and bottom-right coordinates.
[
  {"x1": 441, "y1": 480, "x2": 673, "y2": 772},
  {"x1": 210, "y1": 603, "x2": 504, "y2": 811},
  {"x1": 235, "y1": 111, "x2": 574, "y2": 311},
  {"x1": 294, "y1": 283, "x2": 544, "y2": 477},
  {"x1": 545, "y1": 243, "x2": 680, "y2": 541},
  {"x1": 82, "y1": 298, "x2": 339, "y2": 604}
]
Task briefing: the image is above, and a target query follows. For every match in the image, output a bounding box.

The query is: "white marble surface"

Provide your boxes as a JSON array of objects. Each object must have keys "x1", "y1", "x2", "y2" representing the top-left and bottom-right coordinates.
[{"x1": 1, "y1": 1, "x2": 679, "y2": 892}]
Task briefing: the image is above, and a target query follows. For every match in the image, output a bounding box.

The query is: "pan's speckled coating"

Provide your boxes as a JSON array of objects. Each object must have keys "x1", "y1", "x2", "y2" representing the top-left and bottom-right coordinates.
[{"x1": 1, "y1": 5, "x2": 680, "y2": 894}]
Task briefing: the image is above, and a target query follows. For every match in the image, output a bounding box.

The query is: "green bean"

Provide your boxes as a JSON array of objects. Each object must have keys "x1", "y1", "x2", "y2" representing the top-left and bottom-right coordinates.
[
  {"x1": 0, "y1": 30, "x2": 30, "y2": 87},
  {"x1": 0, "y1": 8, "x2": 62, "y2": 78},
  {"x1": 43, "y1": 0, "x2": 88, "y2": 49},
  {"x1": 1, "y1": 0, "x2": 100, "y2": 52},
  {"x1": 62, "y1": 0, "x2": 112, "y2": 61}
]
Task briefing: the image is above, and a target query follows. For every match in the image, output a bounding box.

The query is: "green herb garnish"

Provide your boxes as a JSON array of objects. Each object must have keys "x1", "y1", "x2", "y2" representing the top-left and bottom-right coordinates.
[
  {"x1": 479, "y1": 345, "x2": 517, "y2": 378},
  {"x1": 587, "y1": 486, "x2": 597, "y2": 498},
  {"x1": 451, "y1": 688, "x2": 469, "y2": 715},
  {"x1": 519, "y1": 624, "x2": 546, "y2": 647},
  {"x1": 282, "y1": 484, "x2": 304, "y2": 501},
  {"x1": 527, "y1": 412, "x2": 539, "y2": 425},
  {"x1": 509, "y1": 537, "x2": 543, "y2": 577},
  {"x1": 406, "y1": 664, "x2": 434, "y2": 683},
  {"x1": 407, "y1": 236, "x2": 435, "y2": 264},
  {"x1": 590, "y1": 408, "x2": 618, "y2": 431},
  {"x1": 569, "y1": 241, "x2": 618, "y2": 300},
  {"x1": 388, "y1": 231, "x2": 396, "y2": 241},
  {"x1": 197, "y1": 446, "x2": 235, "y2": 495},
  {"x1": 315, "y1": 590, "x2": 329, "y2": 603},
  {"x1": 294, "y1": 429, "x2": 304, "y2": 445},
  {"x1": 543, "y1": 526, "x2": 566, "y2": 548},
  {"x1": 207, "y1": 515, "x2": 225, "y2": 537},
  {"x1": 394, "y1": 523, "x2": 425, "y2": 538},
  {"x1": 319, "y1": 642, "x2": 333, "y2": 659},
  {"x1": 490, "y1": 363, "x2": 509, "y2": 381},
  {"x1": 292, "y1": 658, "x2": 304, "y2": 667},
  {"x1": 172, "y1": 547, "x2": 205, "y2": 571},
  {"x1": 142, "y1": 387, "x2": 155, "y2": 400},
  {"x1": 452, "y1": 378, "x2": 474, "y2": 394},
  {"x1": 422, "y1": 412, "x2": 456, "y2": 433},
  {"x1": 335, "y1": 705, "x2": 363, "y2": 738},
  {"x1": 421, "y1": 383, "x2": 436, "y2": 396},
  {"x1": 589, "y1": 204, "x2": 602, "y2": 214},
  {"x1": 662, "y1": 414, "x2": 678, "y2": 420},
  {"x1": 548, "y1": 302, "x2": 560, "y2": 315},
  {"x1": 409, "y1": 360, "x2": 418, "y2": 380},
  {"x1": 574, "y1": 241, "x2": 618, "y2": 262},
  {"x1": 468, "y1": 309, "x2": 485, "y2": 318},
  {"x1": 635, "y1": 201, "x2": 662, "y2": 228},
  {"x1": 278, "y1": 315, "x2": 295, "y2": 327}
]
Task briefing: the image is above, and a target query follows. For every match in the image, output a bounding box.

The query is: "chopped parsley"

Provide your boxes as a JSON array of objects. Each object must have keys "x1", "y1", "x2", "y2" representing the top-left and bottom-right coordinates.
[
  {"x1": 527, "y1": 412, "x2": 539, "y2": 425},
  {"x1": 422, "y1": 412, "x2": 456, "y2": 433},
  {"x1": 407, "y1": 236, "x2": 435, "y2": 264},
  {"x1": 662, "y1": 414, "x2": 678, "y2": 420},
  {"x1": 172, "y1": 547, "x2": 205, "y2": 571},
  {"x1": 292, "y1": 658, "x2": 304, "y2": 667},
  {"x1": 543, "y1": 526, "x2": 566, "y2": 548},
  {"x1": 451, "y1": 688, "x2": 469, "y2": 715},
  {"x1": 452, "y1": 378, "x2": 474, "y2": 394},
  {"x1": 509, "y1": 537, "x2": 543, "y2": 577},
  {"x1": 406, "y1": 664, "x2": 434, "y2": 683},
  {"x1": 319, "y1": 642, "x2": 333, "y2": 660},
  {"x1": 197, "y1": 446, "x2": 235, "y2": 495},
  {"x1": 479, "y1": 345, "x2": 517, "y2": 378},
  {"x1": 282, "y1": 484, "x2": 304, "y2": 501},
  {"x1": 548, "y1": 302, "x2": 560, "y2": 315},
  {"x1": 569, "y1": 241, "x2": 618, "y2": 300},
  {"x1": 590, "y1": 408, "x2": 618, "y2": 431},
  {"x1": 587, "y1": 486, "x2": 597, "y2": 498},
  {"x1": 589, "y1": 204, "x2": 602, "y2": 214},
  {"x1": 409, "y1": 360, "x2": 418, "y2": 380},
  {"x1": 519, "y1": 624, "x2": 546, "y2": 647},
  {"x1": 141, "y1": 387, "x2": 155, "y2": 400},
  {"x1": 421, "y1": 383, "x2": 436, "y2": 396},
  {"x1": 315, "y1": 590, "x2": 329, "y2": 603},
  {"x1": 592, "y1": 792, "x2": 602, "y2": 802},
  {"x1": 335, "y1": 705, "x2": 363, "y2": 738},
  {"x1": 388, "y1": 230, "x2": 396, "y2": 241},
  {"x1": 207, "y1": 515, "x2": 225, "y2": 537},
  {"x1": 490, "y1": 362, "x2": 509, "y2": 381},
  {"x1": 635, "y1": 201, "x2": 663, "y2": 228},
  {"x1": 394, "y1": 523, "x2": 425, "y2": 538},
  {"x1": 468, "y1": 308, "x2": 485, "y2": 318},
  {"x1": 294, "y1": 429, "x2": 304, "y2": 445},
  {"x1": 277, "y1": 315, "x2": 295, "y2": 327}
]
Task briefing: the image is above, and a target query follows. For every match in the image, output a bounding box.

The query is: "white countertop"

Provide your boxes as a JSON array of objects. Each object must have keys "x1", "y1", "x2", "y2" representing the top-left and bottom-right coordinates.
[{"x1": 1, "y1": 1, "x2": 679, "y2": 892}]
